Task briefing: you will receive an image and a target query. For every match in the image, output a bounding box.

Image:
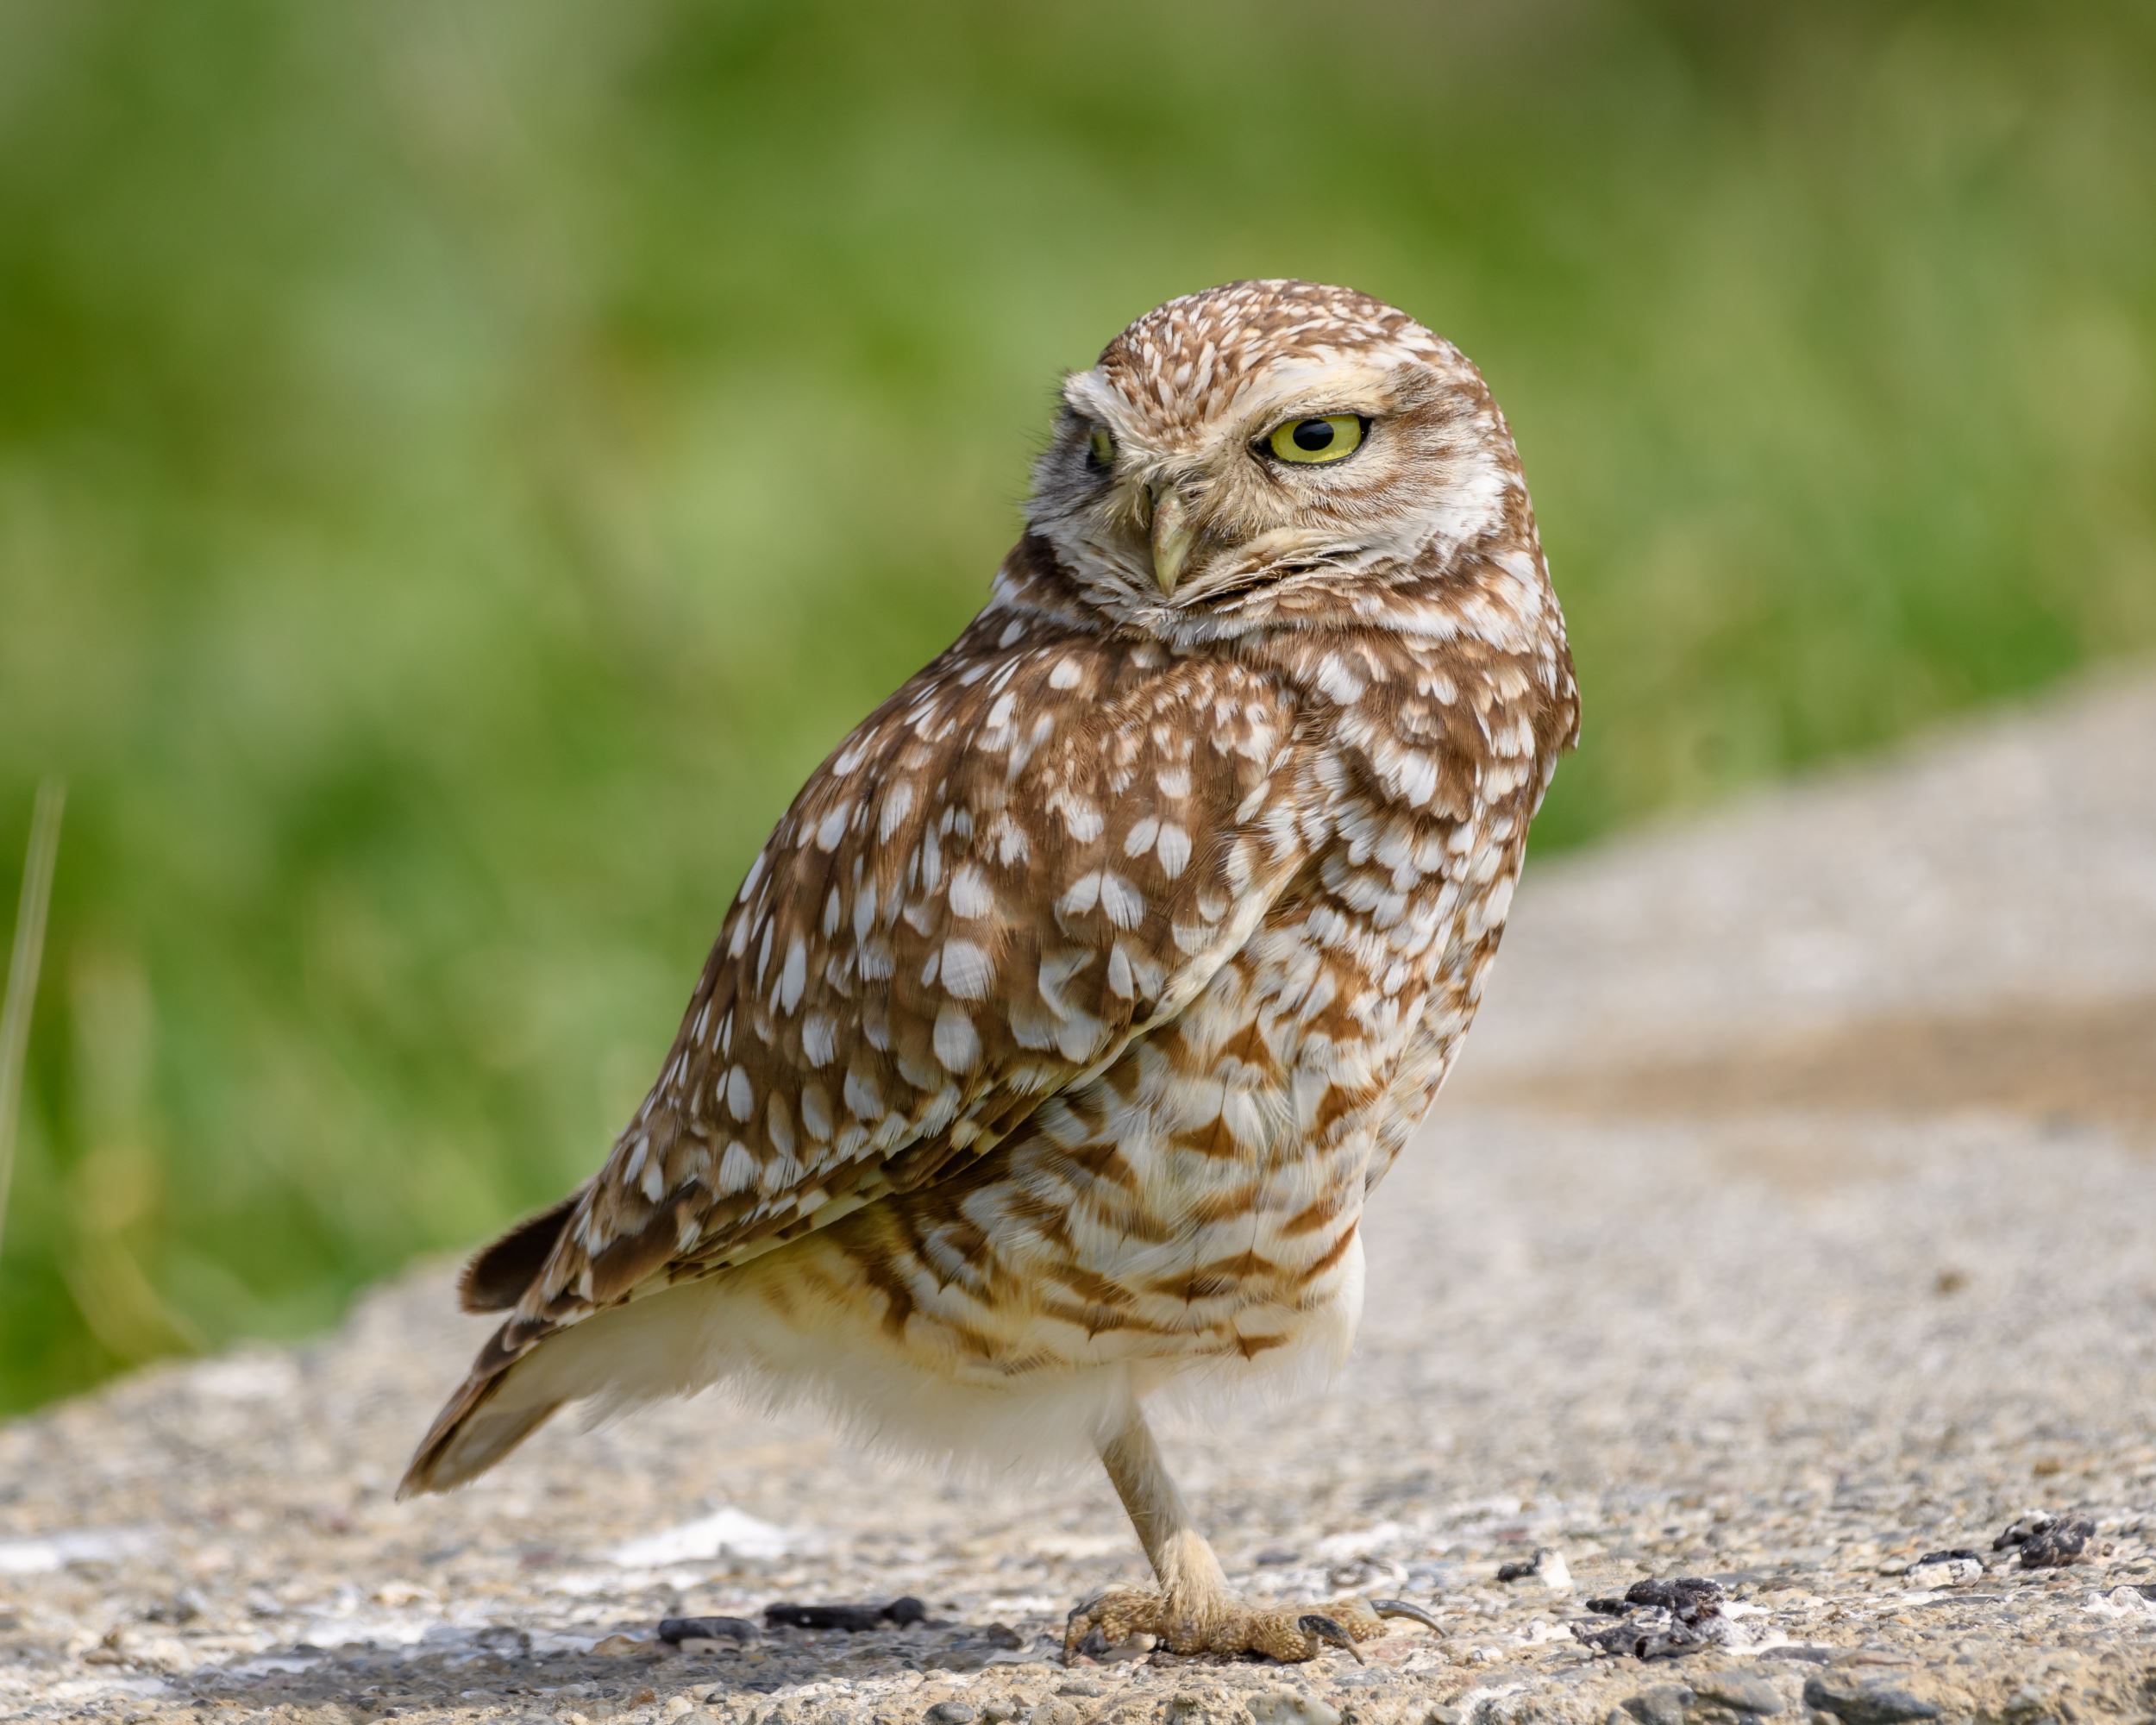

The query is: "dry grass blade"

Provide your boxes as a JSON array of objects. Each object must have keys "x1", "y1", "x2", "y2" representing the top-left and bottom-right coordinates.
[{"x1": 0, "y1": 781, "x2": 66, "y2": 1264}]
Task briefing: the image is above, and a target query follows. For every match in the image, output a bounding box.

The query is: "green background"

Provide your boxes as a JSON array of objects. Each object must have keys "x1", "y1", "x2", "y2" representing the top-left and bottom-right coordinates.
[{"x1": 3, "y1": 0, "x2": 2152, "y2": 1410}]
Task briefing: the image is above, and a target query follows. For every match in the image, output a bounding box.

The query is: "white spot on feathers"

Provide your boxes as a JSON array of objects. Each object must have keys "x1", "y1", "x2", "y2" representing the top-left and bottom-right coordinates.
[
  {"x1": 941, "y1": 938, "x2": 994, "y2": 1000},
  {"x1": 948, "y1": 863, "x2": 995, "y2": 919},
  {"x1": 717, "y1": 1139, "x2": 758, "y2": 1194},
  {"x1": 1056, "y1": 873, "x2": 1100, "y2": 919},
  {"x1": 843, "y1": 1064, "x2": 883, "y2": 1120},
  {"x1": 933, "y1": 1001, "x2": 981, "y2": 1071},
  {"x1": 879, "y1": 783, "x2": 916, "y2": 843},
  {"x1": 1050, "y1": 790, "x2": 1104, "y2": 842},
  {"x1": 1097, "y1": 872, "x2": 1144, "y2": 929},
  {"x1": 725, "y1": 1065, "x2": 755, "y2": 1121}
]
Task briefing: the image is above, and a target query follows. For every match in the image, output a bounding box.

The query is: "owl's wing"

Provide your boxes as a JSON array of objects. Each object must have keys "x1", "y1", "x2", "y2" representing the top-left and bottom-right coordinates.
[{"x1": 490, "y1": 612, "x2": 1311, "y2": 1358}]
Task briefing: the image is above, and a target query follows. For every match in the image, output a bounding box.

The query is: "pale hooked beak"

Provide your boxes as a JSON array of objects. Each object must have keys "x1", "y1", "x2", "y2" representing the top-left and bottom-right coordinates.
[{"x1": 1148, "y1": 483, "x2": 1196, "y2": 595}]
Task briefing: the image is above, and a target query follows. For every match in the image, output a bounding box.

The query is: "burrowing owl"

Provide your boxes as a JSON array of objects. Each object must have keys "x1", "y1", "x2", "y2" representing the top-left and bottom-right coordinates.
[{"x1": 404, "y1": 280, "x2": 1578, "y2": 1662}]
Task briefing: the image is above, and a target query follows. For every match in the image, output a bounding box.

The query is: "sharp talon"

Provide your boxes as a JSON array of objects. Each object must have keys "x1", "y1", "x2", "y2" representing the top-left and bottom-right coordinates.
[
  {"x1": 1296, "y1": 1613, "x2": 1365, "y2": 1664},
  {"x1": 1062, "y1": 1592, "x2": 1108, "y2": 1664},
  {"x1": 1369, "y1": 1596, "x2": 1442, "y2": 1634}
]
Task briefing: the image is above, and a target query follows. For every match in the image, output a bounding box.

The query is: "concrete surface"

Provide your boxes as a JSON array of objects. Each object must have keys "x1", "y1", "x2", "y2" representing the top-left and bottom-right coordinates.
[{"x1": 5, "y1": 674, "x2": 2154, "y2": 1725}]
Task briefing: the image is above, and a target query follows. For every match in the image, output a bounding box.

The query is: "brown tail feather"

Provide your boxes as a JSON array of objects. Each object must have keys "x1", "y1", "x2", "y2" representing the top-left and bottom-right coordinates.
[
  {"x1": 398, "y1": 1325, "x2": 561, "y2": 1498},
  {"x1": 458, "y1": 1186, "x2": 587, "y2": 1314}
]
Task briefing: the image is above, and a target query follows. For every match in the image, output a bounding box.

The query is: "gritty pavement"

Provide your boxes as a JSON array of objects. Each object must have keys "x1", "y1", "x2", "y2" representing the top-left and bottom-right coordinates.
[{"x1": 5, "y1": 675, "x2": 2154, "y2": 1725}]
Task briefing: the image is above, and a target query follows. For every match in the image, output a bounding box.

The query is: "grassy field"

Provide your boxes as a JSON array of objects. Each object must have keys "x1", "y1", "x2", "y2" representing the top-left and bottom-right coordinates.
[{"x1": 2, "y1": 0, "x2": 2152, "y2": 1412}]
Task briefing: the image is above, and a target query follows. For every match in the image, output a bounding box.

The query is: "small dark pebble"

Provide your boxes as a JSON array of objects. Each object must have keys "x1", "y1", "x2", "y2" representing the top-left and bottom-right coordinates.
[
  {"x1": 1586, "y1": 1578, "x2": 1724, "y2": 1617},
  {"x1": 1991, "y1": 1511, "x2": 2096, "y2": 1568},
  {"x1": 2020, "y1": 1517, "x2": 2095, "y2": 1569},
  {"x1": 656, "y1": 1615, "x2": 757, "y2": 1646},
  {"x1": 1912, "y1": 1548, "x2": 1984, "y2": 1568},
  {"x1": 763, "y1": 1596, "x2": 929, "y2": 1631},
  {"x1": 1575, "y1": 1576, "x2": 1730, "y2": 1661},
  {"x1": 1579, "y1": 1622, "x2": 1711, "y2": 1660},
  {"x1": 1627, "y1": 1578, "x2": 1726, "y2": 1615},
  {"x1": 1496, "y1": 1556, "x2": 1542, "y2": 1584},
  {"x1": 765, "y1": 1602, "x2": 885, "y2": 1632}
]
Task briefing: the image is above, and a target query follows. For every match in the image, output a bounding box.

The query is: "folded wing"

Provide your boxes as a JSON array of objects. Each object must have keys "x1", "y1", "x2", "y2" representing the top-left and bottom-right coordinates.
[{"x1": 402, "y1": 612, "x2": 1313, "y2": 1493}]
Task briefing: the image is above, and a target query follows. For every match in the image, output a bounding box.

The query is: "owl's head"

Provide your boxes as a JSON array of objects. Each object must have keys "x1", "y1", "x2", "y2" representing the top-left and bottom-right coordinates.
[{"x1": 1025, "y1": 279, "x2": 1542, "y2": 639}]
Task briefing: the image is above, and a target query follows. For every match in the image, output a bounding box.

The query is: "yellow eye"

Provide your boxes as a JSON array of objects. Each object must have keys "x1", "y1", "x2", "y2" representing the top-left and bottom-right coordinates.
[
  {"x1": 1087, "y1": 426, "x2": 1116, "y2": 469},
  {"x1": 1265, "y1": 414, "x2": 1365, "y2": 465}
]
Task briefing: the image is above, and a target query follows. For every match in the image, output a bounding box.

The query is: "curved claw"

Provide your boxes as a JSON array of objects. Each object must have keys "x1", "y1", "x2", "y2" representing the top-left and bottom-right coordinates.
[
  {"x1": 1296, "y1": 1613, "x2": 1366, "y2": 1665},
  {"x1": 1369, "y1": 1596, "x2": 1443, "y2": 1634},
  {"x1": 1062, "y1": 1593, "x2": 1107, "y2": 1662}
]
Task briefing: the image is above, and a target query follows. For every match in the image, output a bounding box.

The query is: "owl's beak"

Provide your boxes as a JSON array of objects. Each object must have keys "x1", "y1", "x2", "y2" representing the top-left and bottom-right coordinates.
[{"x1": 1148, "y1": 486, "x2": 1195, "y2": 596}]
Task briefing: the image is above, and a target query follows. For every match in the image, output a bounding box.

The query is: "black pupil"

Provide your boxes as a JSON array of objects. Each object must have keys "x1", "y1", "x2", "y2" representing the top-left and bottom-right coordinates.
[{"x1": 1291, "y1": 418, "x2": 1335, "y2": 452}]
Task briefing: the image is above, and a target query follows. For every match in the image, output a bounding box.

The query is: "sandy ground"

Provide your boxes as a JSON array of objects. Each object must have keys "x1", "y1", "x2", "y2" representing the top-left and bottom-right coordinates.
[{"x1": 5, "y1": 674, "x2": 2154, "y2": 1725}]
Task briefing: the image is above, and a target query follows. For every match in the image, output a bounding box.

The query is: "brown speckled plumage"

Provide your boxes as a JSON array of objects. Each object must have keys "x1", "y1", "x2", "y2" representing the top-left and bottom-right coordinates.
[{"x1": 405, "y1": 280, "x2": 1576, "y2": 1662}]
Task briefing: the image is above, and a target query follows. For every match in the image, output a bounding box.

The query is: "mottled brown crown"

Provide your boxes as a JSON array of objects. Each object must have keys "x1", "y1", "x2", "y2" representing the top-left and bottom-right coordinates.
[{"x1": 1094, "y1": 279, "x2": 1449, "y2": 432}]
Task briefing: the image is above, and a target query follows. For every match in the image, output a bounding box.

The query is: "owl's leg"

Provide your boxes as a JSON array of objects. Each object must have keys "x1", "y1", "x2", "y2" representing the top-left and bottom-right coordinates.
[{"x1": 1062, "y1": 1408, "x2": 1439, "y2": 1664}]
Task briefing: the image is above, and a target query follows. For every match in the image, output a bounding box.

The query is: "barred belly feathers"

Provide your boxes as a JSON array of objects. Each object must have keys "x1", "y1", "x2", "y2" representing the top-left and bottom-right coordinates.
[{"x1": 405, "y1": 280, "x2": 1577, "y2": 1663}]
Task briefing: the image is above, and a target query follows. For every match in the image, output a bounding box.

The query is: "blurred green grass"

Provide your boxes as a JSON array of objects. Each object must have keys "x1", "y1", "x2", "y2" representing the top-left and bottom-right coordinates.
[{"x1": 2, "y1": 0, "x2": 2152, "y2": 1410}]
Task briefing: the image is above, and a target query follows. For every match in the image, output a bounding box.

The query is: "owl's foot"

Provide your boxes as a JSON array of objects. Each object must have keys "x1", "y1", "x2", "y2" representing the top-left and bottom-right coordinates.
[{"x1": 1062, "y1": 1585, "x2": 1438, "y2": 1664}]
